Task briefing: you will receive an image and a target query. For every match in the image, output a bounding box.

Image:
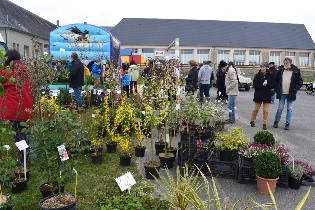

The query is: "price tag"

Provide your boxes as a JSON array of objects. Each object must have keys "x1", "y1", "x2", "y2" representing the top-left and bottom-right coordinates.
[
  {"x1": 15, "y1": 140, "x2": 29, "y2": 151},
  {"x1": 115, "y1": 172, "x2": 136, "y2": 191},
  {"x1": 3, "y1": 145, "x2": 10, "y2": 150},
  {"x1": 69, "y1": 89, "x2": 74, "y2": 93},
  {"x1": 176, "y1": 104, "x2": 180, "y2": 110},
  {"x1": 57, "y1": 145, "x2": 69, "y2": 161}
]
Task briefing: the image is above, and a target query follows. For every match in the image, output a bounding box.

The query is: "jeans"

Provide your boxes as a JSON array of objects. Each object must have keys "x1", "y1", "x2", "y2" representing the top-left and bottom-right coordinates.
[
  {"x1": 199, "y1": 83, "x2": 210, "y2": 99},
  {"x1": 130, "y1": 81, "x2": 138, "y2": 94},
  {"x1": 73, "y1": 87, "x2": 83, "y2": 108},
  {"x1": 274, "y1": 94, "x2": 293, "y2": 125},
  {"x1": 228, "y1": 95, "x2": 236, "y2": 122},
  {"x1": 271, "y1": 89, "x2": 275, "y2": 102}
]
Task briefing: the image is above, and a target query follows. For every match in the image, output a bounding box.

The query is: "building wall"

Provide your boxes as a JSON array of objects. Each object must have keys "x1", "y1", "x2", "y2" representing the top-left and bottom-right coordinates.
[{"x1": 0, "y1": 29, "x2": 49, "y2": 58}]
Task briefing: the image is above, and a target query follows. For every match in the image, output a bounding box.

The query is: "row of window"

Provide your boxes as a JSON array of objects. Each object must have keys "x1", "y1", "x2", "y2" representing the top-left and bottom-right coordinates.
[
  {"x1": 133, "y1": 48, "x2": 310, "y2": 66},
  {"x1": 12, "y1": 43, "x2": 48, "y2": 59}
]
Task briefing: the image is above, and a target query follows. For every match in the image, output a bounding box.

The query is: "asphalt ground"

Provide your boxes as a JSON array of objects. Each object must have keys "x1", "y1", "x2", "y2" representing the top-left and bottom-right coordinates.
[{"x1": 136, "y1": 86, "x2": 315, "y2": 209}]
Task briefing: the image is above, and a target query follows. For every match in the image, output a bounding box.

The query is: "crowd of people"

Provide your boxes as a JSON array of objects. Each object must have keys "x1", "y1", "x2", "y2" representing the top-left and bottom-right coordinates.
[{"x1": 185, "y1": 58, "x2": 303, "y2": 130}]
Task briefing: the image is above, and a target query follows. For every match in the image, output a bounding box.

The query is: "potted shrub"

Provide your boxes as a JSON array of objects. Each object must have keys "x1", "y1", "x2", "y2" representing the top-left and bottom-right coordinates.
[
  {"x1": 294, "y1": 159, "x2": 315, "y2": 183},
  {"x1": 90, "y1": 138, "x2": 104, "y2": 164},
  {"x1": 253, "y1": 130, "x2": 275, "y2": 146},
  {"x1": 143, "y1": 106, "x2": 161, "y2": 179},
  {"x1": 26, "y1": 106, "x2": 83, "y2": 204},
  {"x1": 215, "y1": 126, "x2": 249, "y2": 161},
  {"x1": 287, "y1": 162, "x2": 304, "y2": 189},
  {"x1": 119, "y1": 136, "x2": 132, "y2": 166},
  {"x1": 253, "y1": 151, "x2": 282, "y2": 195},
  {"x1": 133, "y1": 117, "x2": 147, "y2": 157},
  {"x1": 56, "y1": 88, "x2": 72, "y2": 106}
]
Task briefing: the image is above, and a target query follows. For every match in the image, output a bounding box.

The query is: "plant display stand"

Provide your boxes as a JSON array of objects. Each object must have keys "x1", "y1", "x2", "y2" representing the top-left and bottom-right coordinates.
[
  {"x1": 208, "y1": 150, "x2": 238, "y2": 179},
  {"x1": 238, "y1": 155, "x2": 289, "y2": 188}
]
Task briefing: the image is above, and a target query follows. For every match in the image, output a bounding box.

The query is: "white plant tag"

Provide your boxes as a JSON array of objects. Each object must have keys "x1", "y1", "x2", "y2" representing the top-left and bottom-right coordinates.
[
  {"x1": 57, "y1": 145, "x2": 69, "y2": 161},
  {"x1": 69, "y1": 89, "x2": 74, "y2": 93},
  {"x1": 15, "y1": 140, "x2": 29, "y2": 151},
  {"x1": 115, "y1": 172, "x2": 136, "y2": 192}
]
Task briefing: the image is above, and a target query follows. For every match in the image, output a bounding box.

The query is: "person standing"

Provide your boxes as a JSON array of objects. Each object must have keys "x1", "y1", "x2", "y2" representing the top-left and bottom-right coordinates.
[
  {"x1": 69, "y1": 53, "x2": 84, "y2": 109},
  {"x1": 216, "y1": 60, "x2": 228, "y2": 102},
  {"x1": 0, "y1": 49, "x2": 33, "y2": 163},
  {"x1": 198, "y1": 60, "x2": 213, "y2": 101},
  {"x1": 268, "y1": 62, "x2": 278, "y2": 103},
  {"x1": 186, "y1": 60, "x2": 198, "y2": 94},
  {"x1": 250, "y1": 62, "x2": 275, "y2": 130},
  {"x1": 273, "y1": 57, "x2": 303, "y2": 130},
  {"x1": 128, "y1": 60, "x2": 139, "y2": 94},
  {"x1": 225, "y1": 61, "x2": 239, "y2": 124},
  {"x1": 121, "y1": 69, "x2": 131, "y2": 98}
]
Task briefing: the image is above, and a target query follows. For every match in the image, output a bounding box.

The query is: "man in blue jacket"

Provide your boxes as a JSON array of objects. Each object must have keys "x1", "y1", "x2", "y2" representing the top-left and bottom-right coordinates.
[{"x1": 273, "y1": 57, "x2": 303, "y2": 130}]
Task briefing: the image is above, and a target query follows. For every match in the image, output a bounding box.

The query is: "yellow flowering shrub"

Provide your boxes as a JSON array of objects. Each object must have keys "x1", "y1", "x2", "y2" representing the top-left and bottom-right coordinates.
[{"x1": 215, "y1": 126, "x2": 250, "y2": 151}]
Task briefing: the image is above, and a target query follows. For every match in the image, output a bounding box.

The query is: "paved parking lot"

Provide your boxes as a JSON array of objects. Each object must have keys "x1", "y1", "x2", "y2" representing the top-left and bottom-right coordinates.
[{"x1": 136, "y1": 87, "x2": 315, "y2": 209}]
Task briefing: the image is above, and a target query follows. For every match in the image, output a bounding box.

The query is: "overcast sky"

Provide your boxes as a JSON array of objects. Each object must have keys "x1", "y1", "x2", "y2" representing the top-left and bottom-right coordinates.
[{"x1": 8, "y1": 0, "x2": 315, "y2": 42}]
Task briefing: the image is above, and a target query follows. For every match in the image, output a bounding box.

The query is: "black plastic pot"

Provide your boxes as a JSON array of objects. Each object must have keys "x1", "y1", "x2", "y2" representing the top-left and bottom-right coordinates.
[
  {"x1": 144, "y1": 162, "x2": 161, "y2": 179},
  {"x1": 106, "y1": 142, "x2": 117, "y2": 153},
  {"x1": 134, "y1": 146, "x2": 146, "y2": 157},
  {"x1": 159, "y1": 153, "x2": 175, "y2": 169},
  {"x1": 12, "y1": 178, "x2": 27, "y2": 194},
  {"x1": 155, "y1": 142, "x2": 167, "y2": 155},
  {"x1": 91, "y1": 153, "x2": 103, "y2": 164},
  {"x1": 120, "y1": 156, "x2": 132, "y2": 166},
  {"x1": 38, "y1": 194, "x2": 77, "y2": 210},
  {"x1": 288, "y1": 176, "x2": 302, "y2": 189},
  {"x1": 219, "y1": 150, "x2": 237, "y2": 162}
]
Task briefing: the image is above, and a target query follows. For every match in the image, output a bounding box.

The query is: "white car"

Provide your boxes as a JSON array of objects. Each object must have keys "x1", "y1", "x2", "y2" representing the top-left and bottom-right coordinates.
[{"x1": 236, "y1": 68, "x2": 252, "y2": 91}]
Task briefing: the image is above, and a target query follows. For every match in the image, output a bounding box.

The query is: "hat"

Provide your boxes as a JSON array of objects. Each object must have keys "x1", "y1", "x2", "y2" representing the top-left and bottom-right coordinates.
[
  {"x1": 219, "y1": 60, "x2": 228, "y2": 68},
  {"x1": 269, "y1": 62, "x2": 275, "y2": 65},
  {"x1": 260, "y1": 62, "x2": 268, "y2": 68}
]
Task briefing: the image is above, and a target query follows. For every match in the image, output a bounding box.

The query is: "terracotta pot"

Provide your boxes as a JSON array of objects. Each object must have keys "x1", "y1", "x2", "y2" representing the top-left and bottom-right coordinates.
[{"x1": 256, "y1": 175, "x2": 279, "y2": 195}]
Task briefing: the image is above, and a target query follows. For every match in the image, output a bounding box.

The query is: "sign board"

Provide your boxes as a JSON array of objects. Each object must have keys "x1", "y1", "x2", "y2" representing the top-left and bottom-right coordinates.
[
  {"x1": 15, "y1": 140, "x2": 29, "y2": 151},
  {"x1": 115, "y1": 172, "x2": 136, "y2": 191},
  {"x1": 155, "y1": 51, "x2": 165, "y2": 56}
]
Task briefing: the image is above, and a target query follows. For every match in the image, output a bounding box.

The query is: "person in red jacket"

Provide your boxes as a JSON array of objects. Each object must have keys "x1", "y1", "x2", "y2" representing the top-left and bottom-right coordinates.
[{"x1": 0, "y1": 49, "x2": 33, "y2": 163}]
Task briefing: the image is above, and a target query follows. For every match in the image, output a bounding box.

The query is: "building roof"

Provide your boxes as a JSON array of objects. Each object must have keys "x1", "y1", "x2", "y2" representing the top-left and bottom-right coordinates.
[
  {"x1": 0, "y1": 0, "x2": 57, "y2": 40},
  {"x1": 110, "y1": 18, "x2": 315, "y2": 50},
  {"x1": 100, "y1": 26, "x2": 113, "y2": 32}
]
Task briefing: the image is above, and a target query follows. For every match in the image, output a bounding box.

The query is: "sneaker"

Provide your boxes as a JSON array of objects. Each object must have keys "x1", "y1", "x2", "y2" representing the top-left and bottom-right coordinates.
[
  {"x1": 284, "y1": 124, "x2": 290, "y2": 130},
  {"x1": 263, "y1": 124, "x2": 267, "y2": 130},
  {"x1": 273, "y1": 121, "x2": 278, "y2": 128},
  {"x1": 250, "y1": 121, "x2": 255, "y2": 127}
]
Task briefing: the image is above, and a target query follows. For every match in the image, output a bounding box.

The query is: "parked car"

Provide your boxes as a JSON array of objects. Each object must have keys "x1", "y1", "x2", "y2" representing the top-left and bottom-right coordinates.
[{"x1": 236, "y1": 68, "x2": 252, "y2": 91}]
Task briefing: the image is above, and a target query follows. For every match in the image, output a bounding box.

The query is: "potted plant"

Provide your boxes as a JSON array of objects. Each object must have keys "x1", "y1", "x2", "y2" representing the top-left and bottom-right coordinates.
[
  {"x1": 253, "y1": 151, "x2": 282, "y2": 195},
  {"x1": 253, "y1": 130, "x2": 275, "y2": 146},
  {"x1": 56, "y1": 88, "x2": 72, "y2": 106},
  {"x1": 215, "y1": 126, "x2": 249, "y2": 161},
  {"x1": 287, "y1": 162, "x2": 304, "y2": 189},
  {"x1": 143, "y1": 106, "x2": 161, "y2": 179},
  {"x1": 294, "y1": 159, "x2": 315, "y2": 183},
  {"x1": 90, "y1": 138, "x2": 104, "y2": 164},
  {"x1": 158, "y1": 118, "x2": 175, "y2": 169},
  {"x1": 119, "y1": 136, "x2": 132, "y2": 166},
  {"x1": 133, "y1": 117, "x2": 147, "y2": 157},
  {"x1": 26, "y1": 106, "x2": 83, "y2": 203}
]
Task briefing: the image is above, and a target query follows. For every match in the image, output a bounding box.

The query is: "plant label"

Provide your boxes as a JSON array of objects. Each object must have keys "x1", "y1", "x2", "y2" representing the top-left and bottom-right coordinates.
[
  {"x1": 166, "y1": 134, "x2": 170, "y2": 143},
  {"x1": 176, "y1": 104, "x2": 180, "y2": 110},
  {"x1": 116, "y1": 90, "x2": 121, "y2": 94},
  {"x1": 134, "y1": 118, "x2": 141, "y2": 123},
  {"x1": 57, "y1": 145, "x2": 69, "y2": 161},
  {"x1": 93, "y1": 89, "x2": 97, "y2": 94},
  {"x1": 15, "y1": 140, "x2": 29, "y2": 151},
  {"x1": 69, "y1": 89, "x2": 74, "y2": 93},
  {"x1": 115, "y1": 172, "x2": 136, "y2": 192},
  {"x1": 92, "y1": 114, "x2": 96, "y2": 118},
  {"x1": 3, "y1": 145, "x2": 10, "y2": 150},
  {"x1": 141, "y1": 111, "x2": 145, "y2": 115},
  {"x1": 97, "y1": 90, "x2": 102, "y2": 95},
  {"x1": 107, "y1": 89, "x2": 111, "y2": 93}
]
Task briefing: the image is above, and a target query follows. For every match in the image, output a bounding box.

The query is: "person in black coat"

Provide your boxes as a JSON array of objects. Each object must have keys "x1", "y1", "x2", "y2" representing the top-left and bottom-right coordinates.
[
  {"x1": 268, "y1": 62, "x2": 278, "y2": 103},
  {"x1": 185, "y1": 60, "x2": 198, "y2": 93},
  {"x1": 69, "y1": 53, "x2": 84, "y2": 109},
  {"x1": 250, "y1": 62, "x2": 275, "y2": 130},
  {"x1": 273, "y1": 57, "x2": 303, "y2": 130},
  {"x1": 216, "y1": 60, "x2": 228, "y2": 102}
]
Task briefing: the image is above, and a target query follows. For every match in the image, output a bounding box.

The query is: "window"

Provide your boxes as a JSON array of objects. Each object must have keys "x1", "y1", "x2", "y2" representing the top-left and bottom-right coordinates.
[
  {"x1": 13, "y1": 43, "x2": 16, "y2": 50},
  {"x1": 168, "y1": 49, "x2": 177, "y2": 60},
  {"x1": 249, "y1": 50, "x2": 261, "y2": 65},
  {"x1": 234, "y1": 50, "x2": 245, "y2": 65},
  {"x1": 197, "y1": 49, "x2": 210, "y2": 64},
  {"x1": 44, "y1": 44, "x2": 48, "y2": 54},
  {"x1": 23, "y1": 45, "x2": 29, "y2": 59},
  {"x1": 17, "y1": 44, "x2": 19, "y2": 52},
  {"x1": 217, "y1": 50, "x2": 230, "y2": 64},
  {"x1": 180, "y1": 49, "x2": 193, "y2": 64},
  {"x1": 269, "y1": 51, "x2": 280, "y2": 66},
  {"x1": 299, "y1": 52, "x2": 309, "y2": 66},
  {"x1": 142, "y1": 48, "x2": 154, "y2": 60},
  {"x1": 131, "y1": 49, "x2": 138, "y2": 54},
  {"x1": 285, "y1": 52, "x2": 295, "y2": 64},
  {"x1": 34, "y1": 48, "x2": 39, "y2": 58}
]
